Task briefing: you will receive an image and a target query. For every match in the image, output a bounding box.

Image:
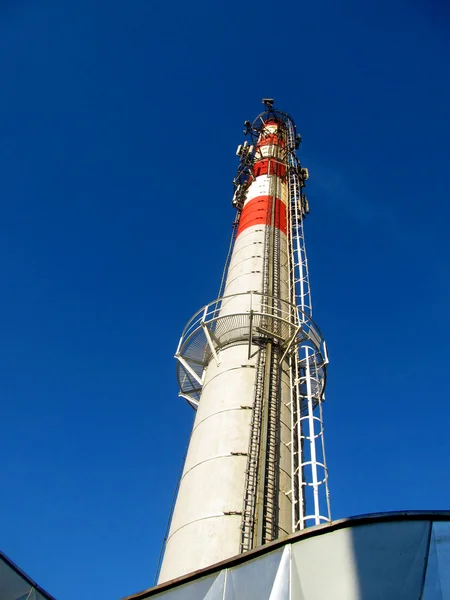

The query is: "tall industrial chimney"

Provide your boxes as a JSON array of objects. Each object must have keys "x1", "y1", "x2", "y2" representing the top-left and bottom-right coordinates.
[{"x1": 158, "y1": 100, "x2": 330, "y2": 583}]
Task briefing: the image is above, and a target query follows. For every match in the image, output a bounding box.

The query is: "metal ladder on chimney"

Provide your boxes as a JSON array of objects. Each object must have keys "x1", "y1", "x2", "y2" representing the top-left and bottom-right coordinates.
[
  {"x1": 240, "y1": 346, "x2": 266, "y2": 552},
  {"x1": 240, "y1": 153, "x2": 282, "y2": 550}
]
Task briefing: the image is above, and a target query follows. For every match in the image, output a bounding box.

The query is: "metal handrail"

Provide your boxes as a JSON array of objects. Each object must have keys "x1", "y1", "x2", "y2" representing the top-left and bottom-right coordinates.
[
  {"x1": 175, "y1": 291, "x2": 328, "y2": 412},
  {"x1": 177, "y1": 291, "x2": 325, "y2": 353}
]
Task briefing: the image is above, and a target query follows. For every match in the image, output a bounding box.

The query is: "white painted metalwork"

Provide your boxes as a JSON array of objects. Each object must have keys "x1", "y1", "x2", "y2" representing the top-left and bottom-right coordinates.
[
  {"x1": 285, "y1": 117, "x2": 331, "y2": 529},
  {"x1": 175, "y1": 291, "x2": 327, "y2": 409}
]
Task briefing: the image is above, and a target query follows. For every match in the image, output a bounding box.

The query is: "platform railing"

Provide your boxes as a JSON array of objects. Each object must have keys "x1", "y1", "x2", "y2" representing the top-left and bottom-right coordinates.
[{"x1": 175, "y1": 291, "x2": 327, "y2": 410}]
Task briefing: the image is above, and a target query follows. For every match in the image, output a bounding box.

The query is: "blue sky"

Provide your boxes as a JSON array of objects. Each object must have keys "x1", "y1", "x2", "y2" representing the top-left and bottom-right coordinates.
[{"x1": 0, "y1": 0, "x2": 449, "y2": 598}]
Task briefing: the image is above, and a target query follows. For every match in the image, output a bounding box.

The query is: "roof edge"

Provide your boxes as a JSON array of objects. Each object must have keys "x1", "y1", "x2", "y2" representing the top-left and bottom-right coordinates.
[
  {"x1": 123, "y1": 510, "x2": 450, "y2": 600},
  {"x1": 0, "y1": 550, "x2": 57, "y2": 600}
]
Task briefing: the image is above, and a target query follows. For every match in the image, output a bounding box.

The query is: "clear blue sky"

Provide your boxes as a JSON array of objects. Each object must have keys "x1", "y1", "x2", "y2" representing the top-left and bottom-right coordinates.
[{"x1": 0, "y1": 0, "x2": 449, "y2": 598}]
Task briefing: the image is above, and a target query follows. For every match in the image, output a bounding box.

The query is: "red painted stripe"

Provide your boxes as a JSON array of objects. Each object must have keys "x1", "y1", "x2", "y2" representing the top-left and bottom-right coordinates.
[
  {"x1": 237, "y1": 195, "x2": 287, "y2": 236},
  {"x1": 253, "y1": 159, "x2": 287, "y2": 178},
  {"x1": 256, "y1": 134, "x2": 285, "y2": 148}
]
